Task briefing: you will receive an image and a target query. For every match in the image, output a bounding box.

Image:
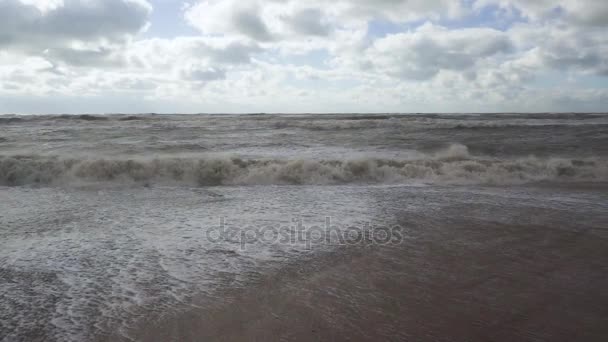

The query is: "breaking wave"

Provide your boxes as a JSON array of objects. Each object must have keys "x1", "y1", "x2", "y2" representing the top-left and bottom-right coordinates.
[{"x1": 1, "y1": 145, "x2": 606, "y2": 187}]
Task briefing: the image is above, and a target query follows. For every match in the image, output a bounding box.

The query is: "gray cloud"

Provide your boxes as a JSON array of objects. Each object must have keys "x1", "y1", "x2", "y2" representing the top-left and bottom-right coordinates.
[
  {"x1": 476, "y1": 0, "x2": 608, "y2": 27},
  {"x1": 367, "y1": 24, "x2": 513, "y2": 80},
  {"x1": 284, "y1": 9, "x2": 331, "y2": 37},
  {"x1": 341, "y1": 0, "x2": 463, "y2": 22},
  {"x1": 0, "y1": 0, "x2": 151, "y2": 64},
  {"x1": 232, "y1": 8, "x2": 274, "y2": 41},
  {"x1": 182, "y1": 68, "x2": 227, "y2": 82},
  {"x1": 44, "y1": 48, "x2": 125, "y2": 67},
  {"x1": 113, "y1": 77, "x2": 158, "y2": 90},
  {"x1": 511, "y1": 24, "x2": 608, "y2": 76},
  {"x1": 206, "y1": 42, "x2": 263, "y2": 64},
  {"x1": 1, "y1": 0, "x2": 606, "y2": 113},
  {"x1": 541, "y1": 49, "x2": 604, "y2": 73}
]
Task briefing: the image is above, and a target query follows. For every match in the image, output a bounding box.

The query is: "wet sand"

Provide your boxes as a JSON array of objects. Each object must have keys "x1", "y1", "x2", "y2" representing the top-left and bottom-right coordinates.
[{"x1": 128, "y1": 208, "x2": 608, "y2": 342}]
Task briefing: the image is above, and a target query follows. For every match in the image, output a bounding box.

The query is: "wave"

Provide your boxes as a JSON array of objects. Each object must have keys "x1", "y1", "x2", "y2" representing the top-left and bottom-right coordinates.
[
  {"x1": 269, "y1": 117, "x2": 608, "y2": 131},
  {"x1": 0, "y1": 117, "x2": 25, "y2": 124},
  {"x1": 1, "y1": 145, "x2": 606, "y2": 187},
  {"x1": 444, "y1": 122, "x2": 608, "y2": 129},
  {"x1": 3, "y1": 114, "x2": 607, "y2": 131},
  {"x1": 0, "y1": 114, "x2": 152, "y2": 124}
]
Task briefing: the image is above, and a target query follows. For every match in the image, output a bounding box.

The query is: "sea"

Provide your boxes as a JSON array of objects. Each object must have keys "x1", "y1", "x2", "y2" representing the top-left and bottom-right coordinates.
[{"x1": 1, "y1": 113, "x2": 607, "y2": 341}]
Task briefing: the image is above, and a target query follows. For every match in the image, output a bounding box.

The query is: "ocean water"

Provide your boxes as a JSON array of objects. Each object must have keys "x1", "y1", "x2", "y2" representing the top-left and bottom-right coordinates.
[{"x1": 1, "y1": 113, "x2": 607, "y2": 341}]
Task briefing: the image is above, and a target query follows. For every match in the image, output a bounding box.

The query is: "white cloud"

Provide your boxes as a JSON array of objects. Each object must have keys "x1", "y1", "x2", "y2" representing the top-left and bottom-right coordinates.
[
  {"x1": 335, "y1": 0, "x2": 465, "y2": 22},
  {"x1": 16, "y1": 0, "x2": 65, "y2": 13},
  {"x1": 283, "y1": 8, "x2": 331, "y2": 37},
  {"x1": 510, "y1": 23, "x2": 608, "y2": 76},
  {"x1": 181, "y1": 67, "x2": 226, "y2": 82},
  {"x1": 184, "y1": 0, "x2": 273, "y2": 41},
  {"x1": 476, "y1": 0, "x2": 608, "y2": 26},
  {"x1": 0, "y1": 0, "x2": 606, "y2": 113},
  {"x1": 0, "y1": 0, "x2": 151, "y2": 66},
  {"x1": 0, "y1": 0, "x2": 152, "y2": 46},
  {"x1": 364, "y1": 23, "x2": 512, "y2": 80},
  {"x1": 184, "y1": 0, "x2": 466, "y2": 43}
]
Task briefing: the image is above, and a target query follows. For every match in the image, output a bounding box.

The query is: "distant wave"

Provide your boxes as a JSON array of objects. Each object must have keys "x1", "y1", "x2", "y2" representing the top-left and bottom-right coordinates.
[
  {"x1": 3, "y1": 113, "x2": 606, "y2": 128},
  {"x1": 269, "y1": 116, "x2": 608, "y2": 131},
  {"x1": 0, "y1": 114, "x2": 151, "y2": 124},
  {"x1": 0, "y1": 117, "x2": 25, "y2": 124},
  {"x1": 1, "y1": 145, "x2": 606, "y2": 187},
  {"x1": 443, "y1": 122, "x2": 608, "y2": 129}
]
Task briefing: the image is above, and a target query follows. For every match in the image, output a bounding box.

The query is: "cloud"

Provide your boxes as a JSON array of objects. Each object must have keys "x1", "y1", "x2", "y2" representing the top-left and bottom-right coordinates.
[
  {"x1": 0, "y1": 0, "x2": 151, "y2": 66},
  {"x1": 206, "y1": 42, "x2": 264, "y2": 65},
  {"x1": 184, "y1": 0, "x2": 273, "y2": 41},
  {"x1": 0, "y1": 0, "x2": 151, "y2": 47},
  {"x1": 563, "y1": 1, "x2": 608, "y2": 27},
  {"x1": 336, "y1": 0, "x2": 465, "y2": 22},
  {"x1": 126, "y1": 37, "x2": 263, "y2": 71},
  {"x1": 185, "y1": 0, "x2": 465, "y2": 43},
  {"x1": 364, "y1": 23, "x2": 512, "y2": 80},
  {"x1": 475, "y1": 0, "x2": 608, "y2": 27},
  {"x1": 283, "y1": 8, "x2": 331, "y2": 37},
  {"x1": 232, "y1": 6, "x2": 274, "y2": 41},
  {"x1": 510, "y1": 23, "x2": 608, "y2": 76},
  {"x1": 44, "y1": 47, "x2": 125, "y2": 67},
  {"x1": 181, "y1": 67, "x2": 226, "y2": 82},
  {"x1": 0, "y1": 0, "x2": 606, "y2": 113}
]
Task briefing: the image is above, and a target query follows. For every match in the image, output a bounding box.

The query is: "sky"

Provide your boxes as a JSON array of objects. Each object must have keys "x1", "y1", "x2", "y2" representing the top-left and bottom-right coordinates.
[{"x1": 0, "y1": 0, "x2": 607, "y2": 114}]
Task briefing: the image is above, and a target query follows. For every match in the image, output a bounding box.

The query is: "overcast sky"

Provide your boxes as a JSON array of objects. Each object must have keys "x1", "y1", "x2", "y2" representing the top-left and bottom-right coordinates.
[{"x1": 1, "y1": 0, "x2": 607, "y2": 113}]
